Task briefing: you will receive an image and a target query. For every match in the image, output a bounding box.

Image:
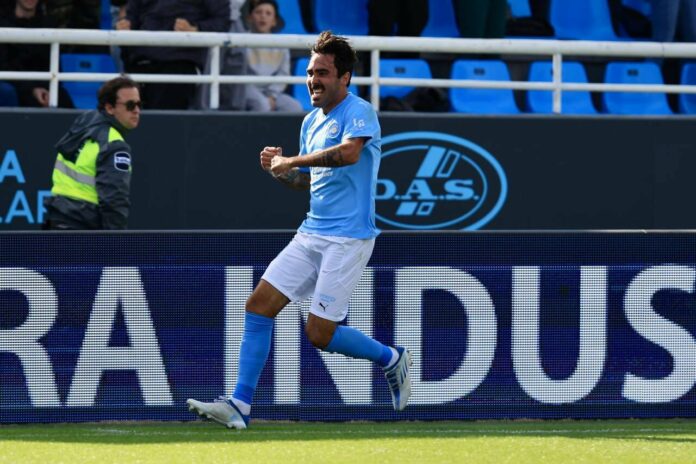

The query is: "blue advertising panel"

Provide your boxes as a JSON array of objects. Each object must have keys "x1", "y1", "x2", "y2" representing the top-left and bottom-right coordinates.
[{"x1": 1, "y1": 232, "x2": 695, "y2": 423}]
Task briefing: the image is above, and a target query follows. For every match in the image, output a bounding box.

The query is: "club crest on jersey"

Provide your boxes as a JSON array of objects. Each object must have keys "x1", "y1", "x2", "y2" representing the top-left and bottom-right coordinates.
[{"x1": 327, "y1": 120, "x2": 340, "y2": 137}]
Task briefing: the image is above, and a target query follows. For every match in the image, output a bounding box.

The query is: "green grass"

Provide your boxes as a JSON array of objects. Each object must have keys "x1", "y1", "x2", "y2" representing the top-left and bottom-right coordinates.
[{"x1": 1, "y1": 419, "x2": 695, "y2": 464}]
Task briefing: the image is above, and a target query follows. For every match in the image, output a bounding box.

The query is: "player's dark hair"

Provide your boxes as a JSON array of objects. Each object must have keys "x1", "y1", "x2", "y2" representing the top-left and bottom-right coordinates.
[
  {"x1": 97, "y1": 75, "x2": 139, "y2": 110},
  {"x1": 311, "y1": 31, "x2": 357, "y2": 85}
]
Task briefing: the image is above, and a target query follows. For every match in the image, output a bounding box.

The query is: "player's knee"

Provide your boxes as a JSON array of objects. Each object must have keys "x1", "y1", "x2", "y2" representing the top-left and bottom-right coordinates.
[
  {"x1": 244, "y1": 280, "x2": 289, "y2": 317},
  {"x1": 245, "y1": 292, "x2": 270, "y2": 314},
  {"x1": 305, "y1": 324, "x2": 331, "y2": 349},
  {"x1": 244, "y1": 294, "x2": 259, "y2": 312}
]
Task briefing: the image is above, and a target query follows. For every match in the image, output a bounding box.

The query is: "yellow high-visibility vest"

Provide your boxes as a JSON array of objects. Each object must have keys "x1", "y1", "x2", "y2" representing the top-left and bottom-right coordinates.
[{"x1": 51, "y1": 127, "x2": 125, "y2": 204}]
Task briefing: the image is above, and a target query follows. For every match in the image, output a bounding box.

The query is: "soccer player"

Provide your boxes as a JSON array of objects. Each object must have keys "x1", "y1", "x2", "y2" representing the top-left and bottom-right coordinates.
[{"x1": 187, "y1": 31, "x2": 412, "y2": 429}]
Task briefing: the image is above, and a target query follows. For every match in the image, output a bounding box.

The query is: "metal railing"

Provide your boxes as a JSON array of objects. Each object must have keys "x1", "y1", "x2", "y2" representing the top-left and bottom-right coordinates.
[{"x1": 2, "y1": 27, "x2": 696, "y2": 112}]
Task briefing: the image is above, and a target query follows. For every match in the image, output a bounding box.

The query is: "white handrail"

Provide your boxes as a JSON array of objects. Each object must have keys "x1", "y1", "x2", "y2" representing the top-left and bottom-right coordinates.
[{"x1": 2, "y1": 27, "x2": 696, "y2": 111}]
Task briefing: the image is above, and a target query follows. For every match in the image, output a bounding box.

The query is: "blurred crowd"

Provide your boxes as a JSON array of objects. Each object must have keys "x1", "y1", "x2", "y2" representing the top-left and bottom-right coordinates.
[{"x1": 0, "y1": 0, "x2": 694, "y2": 111}]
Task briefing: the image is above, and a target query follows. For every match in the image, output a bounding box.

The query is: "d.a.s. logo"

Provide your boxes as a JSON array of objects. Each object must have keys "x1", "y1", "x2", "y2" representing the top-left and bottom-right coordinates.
[{"x1": 376, "y1": 132, "x2": 507, "y2": 230}]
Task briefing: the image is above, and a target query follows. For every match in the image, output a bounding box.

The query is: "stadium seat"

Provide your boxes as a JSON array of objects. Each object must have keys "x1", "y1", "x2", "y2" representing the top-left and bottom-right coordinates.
[
  {"x1": 292, "y1": 57, "x2": 313, "y2": 110},
  {"x1": 60, "y1": 53, "x2": 117, "y2": 109},
  {"x1": 508, "y1": 0, "x2": 532, "y2": 17},
  {"x1": 602, "y1": 61, "x2": 672, "y2": 115},
  {"x1": 0, "y1": 82, "x2": 18, "y2": 107},
  {"x1": 100, "y1": 0, "x2": 112, "y2": 29},
  {"x1": 379, "y1": 58, "x2": 432, "y2": 99},
  {"x1": 549, "y1": 0, "x2": 618, "y2": 40},
  {"x1": 312, "y1": 0, "x2": 368, "y2": 35},
  {"x1": 678, "y1": 62, "x2": 696, "y2": 114},
  {"x1": 450, "y1": 60, "x2": 520, "y2": 114},
  {"x1": 292, "y1": 57, "x2": 359, "y2": 111},
  {"x1": 421, "y1": 0, "x2": 460, "y2": 37},
  {"x1": 622, "y1": 0, "x2": 651, "y2": 16},
  {"x1": 616, "y1": 0, "x2": 652, "y2": 39},
  {"x1": 526, "y1": 61, "x2": 597, "y2": 114},
  {"x1": 276, "y1": 0, "x2": 308, "y2": 34}
]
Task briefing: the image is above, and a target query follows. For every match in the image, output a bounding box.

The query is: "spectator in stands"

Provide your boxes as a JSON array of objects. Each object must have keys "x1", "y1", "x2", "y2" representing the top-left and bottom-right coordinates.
[
  {"x1": 368, "y1": 0, "x2": 428, "y2": 36},
  {"x1": 452, "y1": 0, "x2": 507, "y2": 38},
  {"x1": 0, "y1": 0, "x2": 74, "y2": 108},
  {"x1": 116, "y1": 0, "x2": 230, "y2": 109},
  {"x1": 111, "y1": 0, "x2": 127, "y2": 26},
  {"x1": 109, "y1": 0, "x2": 128, "y2": 72},
  {"x1": 45, "y1": 0, "x2": 120, "y2": 52},
  {"x1": 242, "y1": 0, "x2": 302, "y2": 111},
  {"x1": 230, "y1": 0, "x2": 248, "y2": 32},
  {"x1": 196, "y1": 0, "x2": 247, "y2": 110},
  {"x1": 528, "y1": 0, "x2": 549, "y2": 21},
  {"x1": 650, "y1": 0, "x2": 696, "y2": 42},
  {"x1": 366, "y1": 0, "x2": 428, "y2": 70},
  {"x1": 44, "y1": 0, "x2": 100, "y2": 29}
]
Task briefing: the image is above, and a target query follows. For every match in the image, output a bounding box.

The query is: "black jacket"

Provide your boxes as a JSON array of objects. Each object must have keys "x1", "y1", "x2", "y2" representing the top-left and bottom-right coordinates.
[
  {"x1": 125, "y1": 0, "x2": 231, "y2": 68},
  {"x1": 45, "y1": 110, "x2": 133, "y2": 230},
  {"x1": 0, "y1": 11, "x2": 74, "y2": 107}
]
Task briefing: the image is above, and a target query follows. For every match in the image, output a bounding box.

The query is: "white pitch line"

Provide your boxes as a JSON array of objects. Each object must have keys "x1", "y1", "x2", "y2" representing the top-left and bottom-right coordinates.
[{"x1": 3, "y1": 427, "x2": 693, "y2": 440}]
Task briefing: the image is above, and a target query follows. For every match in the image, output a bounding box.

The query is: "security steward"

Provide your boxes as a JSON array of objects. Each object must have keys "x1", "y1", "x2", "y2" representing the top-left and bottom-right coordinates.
[{"x1": 43, "y1": 76, "x2": 141, "y2": 229}]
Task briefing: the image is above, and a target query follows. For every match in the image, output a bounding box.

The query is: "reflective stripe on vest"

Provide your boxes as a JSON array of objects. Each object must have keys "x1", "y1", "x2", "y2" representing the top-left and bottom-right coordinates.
[
  {"x1": 53, "y1": 157, "x2": 96, "y2": 186},
  {"x1": 50, "y1": 127, "x2": 125, "y2": 205}
]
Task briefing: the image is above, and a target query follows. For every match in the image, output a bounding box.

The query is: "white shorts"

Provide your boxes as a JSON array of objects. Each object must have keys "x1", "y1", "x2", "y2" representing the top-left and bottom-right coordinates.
[{"x1": 261, "y1": 232, "x2": 375, "y2": 322}]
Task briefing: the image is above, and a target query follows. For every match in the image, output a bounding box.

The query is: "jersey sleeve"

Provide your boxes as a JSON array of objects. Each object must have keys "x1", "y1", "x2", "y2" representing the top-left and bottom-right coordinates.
[{"x1": 342, "y1": 100, "x2": 379, "y2": 142}]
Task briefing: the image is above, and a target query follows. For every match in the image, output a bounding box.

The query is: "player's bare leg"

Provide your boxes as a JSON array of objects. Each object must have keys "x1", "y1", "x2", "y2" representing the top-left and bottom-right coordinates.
[
  {"x1": 309, "y1": 313, "x2": 412, "y2": 411},
  {"x1": 187, "y1": 280, "x2": 289, "y2": 429}
]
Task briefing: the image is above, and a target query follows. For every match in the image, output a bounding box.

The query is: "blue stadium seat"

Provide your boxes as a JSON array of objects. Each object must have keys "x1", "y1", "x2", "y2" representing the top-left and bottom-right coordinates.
[
  {"x1": 313, "y1": 0, "x2": 368, "y2": 35},
  {"x1": 0, "y1": 82, "x2": 19, "y2": 107},
  {"x1": 622, "y1": 0, "x2": 651, "y2": 16},
  {"x1": 602, "y1": 61, "x2": 672, "y2": 115},
  {"x1": 60, "y1": 53, "x2": 117, "y2": 109},
  {"x1": 550, "y1": 0, "x2": 618, "y2": 40},
  {"x1": 678, "y1": 62, "x2": 696, "y2": 114},
  {"x1": 276, "y1": 0, "x2": 308, "y2": 34},
  {"x1": 379, "y1": 59, "x2": 432, "y2": 99},
  {"x1": 292, "y1": 57, "x2": 359, "y2": 111},
  {"x1": 292, "y1": 57, "x2": 312, "y2": 110},
  {"x1": 450, "y1": 60, "x2": 520, "y2": 114},
  {"x1": 421, "y1": 0, "x2": 460, "y2": 37},
  {"x1": 100, "y1": 0, "x2": 112, "y2": 29},
  {"x1": 508, "y1": 0, "x2": 532, "y2": 17},
  {"x1": 617, "y1": 0, "x2": 652, "y2": 38},
  {"x1": 526, "y1": 61, "x2": 597, "y2": 114}
]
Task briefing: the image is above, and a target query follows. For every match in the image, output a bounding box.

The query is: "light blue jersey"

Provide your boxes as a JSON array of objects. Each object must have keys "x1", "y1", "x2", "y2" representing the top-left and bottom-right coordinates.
[{"x1": 297, "y1": 93, "x2": 381, "y2": 239}]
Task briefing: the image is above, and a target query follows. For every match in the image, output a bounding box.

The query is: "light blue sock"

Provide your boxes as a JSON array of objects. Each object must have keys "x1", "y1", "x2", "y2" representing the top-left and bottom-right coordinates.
[
  {"x1": 232, "y1": 312, "x2": 274, "y2": 406},
  {"x1": 325, "y1": 325, "x2": 394, "y2": 367}
]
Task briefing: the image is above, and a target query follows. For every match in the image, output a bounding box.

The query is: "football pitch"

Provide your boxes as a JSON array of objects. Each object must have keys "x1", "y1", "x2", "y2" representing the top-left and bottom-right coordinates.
[{"x1": 1, "y1": 419, "x2": 695, "y2": 464}]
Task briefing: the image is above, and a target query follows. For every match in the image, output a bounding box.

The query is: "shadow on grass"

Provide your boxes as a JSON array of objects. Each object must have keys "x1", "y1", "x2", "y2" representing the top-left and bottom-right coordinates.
[{"x1": 1, "y1": 419, "x2": 696, "y2": 445}]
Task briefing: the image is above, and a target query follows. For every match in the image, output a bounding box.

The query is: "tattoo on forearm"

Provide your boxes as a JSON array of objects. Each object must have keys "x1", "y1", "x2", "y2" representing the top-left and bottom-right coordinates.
[{"x1": 319, "y1": 147, "x2": 345, "y2": 167}]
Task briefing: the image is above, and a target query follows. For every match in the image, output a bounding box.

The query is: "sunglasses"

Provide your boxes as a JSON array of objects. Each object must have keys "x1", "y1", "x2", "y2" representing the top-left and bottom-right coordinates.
[{"x1": 116, "y1": 100, "x2": 143, "y2": 111}]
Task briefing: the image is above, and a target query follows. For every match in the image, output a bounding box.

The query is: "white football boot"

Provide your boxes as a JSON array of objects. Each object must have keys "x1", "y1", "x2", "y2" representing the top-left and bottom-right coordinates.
[
  {"x1": 383, "y1": 347, "x2": 413, "y2": 411},
  {"x1": 187, "y1": 396, "x2": 249, "y2": 429}
]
